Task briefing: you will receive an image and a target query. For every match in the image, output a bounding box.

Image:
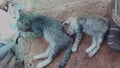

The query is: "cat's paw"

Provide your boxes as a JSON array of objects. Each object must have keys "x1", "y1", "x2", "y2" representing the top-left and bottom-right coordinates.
[
  {"x1": 36, "y1": 63, "x2": 43, "y2": 68},
  {"x1": 85, "y1": 48, "x2": 91, "y2": 53},
  {"x1": 88, "y1": 52, "x2": 95, "y2": 57},
  {"x1": 33, "y1": 55, "x2": 40, "y2": 60},
  {"x1": 85, "y1": 47, "x2": 95, "y2": 53},
  {"x1": 88, "y1": 46, "x2": 100, "y2": 57},
  {"x1": 36, "y1": 62, "x2": 46, "y2": 68},
  {"x1": 72, "y1": 47, "x2": 77, "y2": 52},
  {"x1": 88, "y1": 49, "x2": 97, "y2": 57}
]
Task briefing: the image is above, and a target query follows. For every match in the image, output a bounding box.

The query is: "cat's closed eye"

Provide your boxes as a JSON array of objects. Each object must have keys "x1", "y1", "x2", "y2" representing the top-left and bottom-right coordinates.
[{"x1": 62, "y1": 23, "x2": 70, "y2": 28}]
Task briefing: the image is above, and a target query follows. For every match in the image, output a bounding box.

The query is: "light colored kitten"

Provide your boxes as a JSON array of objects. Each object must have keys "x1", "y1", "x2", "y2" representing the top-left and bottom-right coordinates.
[{"x1": 62, "y1": 14, "x2": 108, "y2": 57}]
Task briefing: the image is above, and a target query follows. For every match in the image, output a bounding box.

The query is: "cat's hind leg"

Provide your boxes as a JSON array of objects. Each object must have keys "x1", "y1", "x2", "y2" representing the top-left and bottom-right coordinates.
[
  {"x1": 88, "y1": 37, "x2": 103, "y2": 57},
  {"x1": 36, "y1": 47, "x2": 57, "y2": 68},
  {"x1": 33, "y1": 46, "x2": 51, "y2": 60},
  {"x1": 85, "y1": 37, "x2": 97, "y2": 53}
]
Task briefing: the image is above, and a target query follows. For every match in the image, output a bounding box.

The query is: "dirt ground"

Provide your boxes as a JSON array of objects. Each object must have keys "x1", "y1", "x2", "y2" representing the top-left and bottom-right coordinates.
[
  {"x1": 16, "y1": 0, "x2": 120, "y2": 68},
  {"x1": 22, "y1": 34, "x2": 120, "y2": 68},
  {"x1": 47, "y1": 35, "x2": 120, "y2": 68}
]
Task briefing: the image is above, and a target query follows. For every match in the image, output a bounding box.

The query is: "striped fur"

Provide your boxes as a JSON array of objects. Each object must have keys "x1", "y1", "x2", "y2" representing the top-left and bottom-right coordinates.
[
  {"x1": 16, "y1": 10, "x2": 74, "y2": 68},
  {"x1": 62, "y1": 14, "x2": 109, "y2": 57},
  {"x1": 107, "y1": 20, "x2": 120, "y2": 51}
]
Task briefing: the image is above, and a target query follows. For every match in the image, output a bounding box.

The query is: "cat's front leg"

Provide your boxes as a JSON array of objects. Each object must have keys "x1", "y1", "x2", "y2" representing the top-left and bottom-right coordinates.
[
  {"x1": 36, "y1": 48, "x2": 55, "y2": 68},
  {"x1": 72, "y1": 32, "x2": 82, "y2": 52}
]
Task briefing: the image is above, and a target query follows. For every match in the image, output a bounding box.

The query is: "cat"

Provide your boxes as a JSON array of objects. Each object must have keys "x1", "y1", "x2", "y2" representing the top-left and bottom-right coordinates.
[
  {"x1": 62, "y1": 14, "x2": 109, "y2": 57},
  {"x1": 15, "y1": 10, "x2": 74, "y2": 68},
  {"x1": 107, "y1": 19, "x2": 120, "y2": 51}
]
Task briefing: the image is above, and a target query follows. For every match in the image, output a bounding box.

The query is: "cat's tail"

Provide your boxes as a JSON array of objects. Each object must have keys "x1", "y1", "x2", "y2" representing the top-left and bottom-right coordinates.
[
  {"x1": 107, "y1": 19, "x2": 120, "y2": 51},
  {"x1": 59, "y1": 44, "x2": 72, "y2": 68}
]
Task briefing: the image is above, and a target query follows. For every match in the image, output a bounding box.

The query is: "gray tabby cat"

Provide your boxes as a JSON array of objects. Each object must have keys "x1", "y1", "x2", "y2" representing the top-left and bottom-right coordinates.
[
  {"x1": 15, "y1": 10, "x2": 73, "y2": 68},
  {"x1": 107, "y1": 19, "x2": 120, "y2": 51},
  {"x1": 62, "y1": 14, "x2": 108, "y2": 57}
]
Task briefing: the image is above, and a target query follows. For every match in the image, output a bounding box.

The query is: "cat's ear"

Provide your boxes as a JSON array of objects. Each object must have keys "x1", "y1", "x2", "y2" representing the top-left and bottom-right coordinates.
[{"x1": 19, "y1": 9, "x2": 26, "y2": 17}]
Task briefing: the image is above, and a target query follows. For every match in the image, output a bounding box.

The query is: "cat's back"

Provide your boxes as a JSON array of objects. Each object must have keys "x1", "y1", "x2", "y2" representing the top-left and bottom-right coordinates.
[
  {"x1": 78, "y1": 14, "x2": 108, "y2": 35},
  {"x1": 78, "y1": 14, "x2": 108, "y2": 25},
  {"x1": 30, "y1": 13, "x2": 63, "y2": 30},
  {"x1": 34, "y1": 14, "x2": 67, "y2": 36},
  {"x1": 41, "y1": 15, "x2": 73, "y2": 46},
  {"x1": 42, "y1": 17, "x2": 63, "y2": 33}
]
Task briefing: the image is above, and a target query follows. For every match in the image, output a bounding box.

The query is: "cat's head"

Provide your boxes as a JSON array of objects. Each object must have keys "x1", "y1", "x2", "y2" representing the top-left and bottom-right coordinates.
[
  {"x1": 62, "y1": 17, "x2": 77, "y2": 35},
  {"x1": 17, "y1": 10, "x2": 31, "y2": 32}
]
